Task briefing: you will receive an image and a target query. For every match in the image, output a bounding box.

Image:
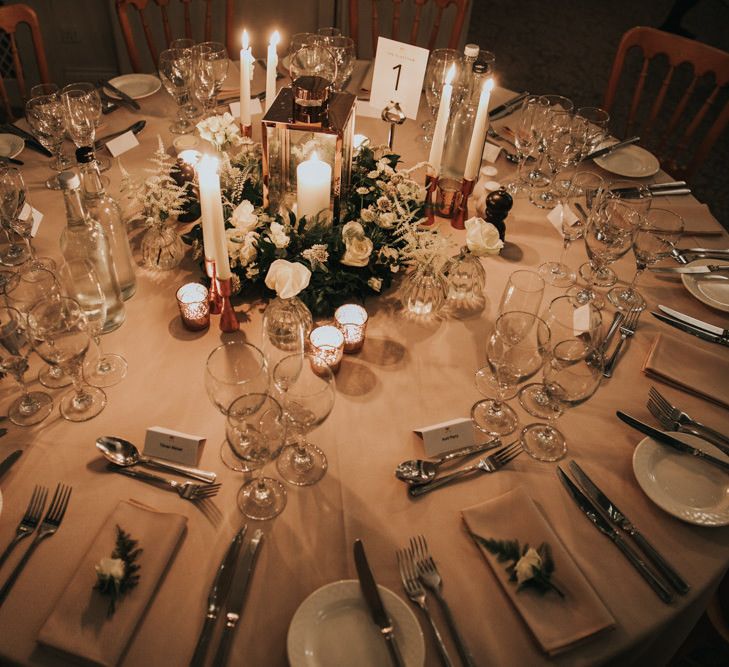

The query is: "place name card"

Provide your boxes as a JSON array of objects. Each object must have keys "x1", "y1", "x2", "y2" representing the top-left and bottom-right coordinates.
[
  {"x1": 547, "y1": 203, "x2": 580, "y2": 237},
  {"x1": 414, "y1": 417, "x2": 474, "y2": 456},
  {"x1": 229, "y1": 98, "x2": 263, "y2": 119},
  {"x1": 143, "y1": 426, "x2": 206, "y2": 466},
  {"x1": 482, "y1": 141, "x2": 502, "y2": 164},
  {"x1": 106, "y1": 130, "x2": 139, "y2": 158},
  {"x1": 19, "y1": 202, "x2": 43, "y2": 237}
]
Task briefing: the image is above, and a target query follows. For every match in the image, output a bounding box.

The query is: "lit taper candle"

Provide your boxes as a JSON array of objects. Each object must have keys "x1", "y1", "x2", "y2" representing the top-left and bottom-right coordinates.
[
  {"x1": 265, "y1": 30, "x2": 280, "y2": 112},
  {"x1": 240, "y1": 30, "x2": 253, "y2": 131},
  {"x1": 463, "y1": 78, "x2": 495, "y2": 180},
  {"x1": 428, "y1": 63, "x2": 456, "y2": 176}
]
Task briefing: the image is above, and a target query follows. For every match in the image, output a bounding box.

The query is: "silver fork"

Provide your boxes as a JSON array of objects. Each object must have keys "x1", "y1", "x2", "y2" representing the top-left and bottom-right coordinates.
[
  {"x1": 396, "y1": 547, "x2": 454, "y2": 667},
  {"x1": 111, "y1": 466, "x2": 221, "y2": 501},
  {"x1": 648, "y1": 386, "x2": 729, "y2": 452},
  {"x1": 0, "y1": 485, "x2": 47, "y2": 569},
  {"x1": 603, "y1": 308, "x2": 641, "y2": 378},
  {"x1": 0, "y1": 483, "x2": 72, "y2": 605},
  {"x1": 410, "y1": 535, "x2": 475, "y2": 667},
  {"x1": 409, "y1": 441, "x2": 523, "y2": 497}
]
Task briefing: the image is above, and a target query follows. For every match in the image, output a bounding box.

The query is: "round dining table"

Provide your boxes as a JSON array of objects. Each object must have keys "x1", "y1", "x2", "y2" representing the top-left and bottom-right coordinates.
[{"x1": 0, "y1": 70, "x2": 728, "y2": 667}]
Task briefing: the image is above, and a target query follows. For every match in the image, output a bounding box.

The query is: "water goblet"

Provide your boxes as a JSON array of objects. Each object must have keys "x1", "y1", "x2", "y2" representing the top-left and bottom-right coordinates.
[
  {"x1": 503, "y1": 95, "x2": 548, "y2": 195},
  {"x1": 159, "y1": 48, "x2": 195, "y2": 134},
  {"x1": 0, "y1": 165, "x2": 30, "y2": 266},
  {"x1": 420, "y1": 48, "x2": 461, "y2": 144},
  {"x1": 25, "y1": 94, "x2": 72, "y2": 189},
  {"x1": 273, "y1": 352, "x2": 336, "y2": 486},
  {"x1": 321, "y1": 35, "x2": 355, "y2": 91},
  {"x1": 576, "y1": 106, "x2": 610, "y2": 155},
  {"x1": 170, "y1": 38, "x2": 201, "y2": 119},
  {"x1": 498, "y1": 269, "x2": 545, "y2": 315}
]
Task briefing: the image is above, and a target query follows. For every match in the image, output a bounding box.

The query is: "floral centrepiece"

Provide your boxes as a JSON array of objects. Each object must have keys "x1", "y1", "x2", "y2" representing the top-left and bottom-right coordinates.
[{"x1": 94, "y1": 526, "x2": 142, "y2": 617}]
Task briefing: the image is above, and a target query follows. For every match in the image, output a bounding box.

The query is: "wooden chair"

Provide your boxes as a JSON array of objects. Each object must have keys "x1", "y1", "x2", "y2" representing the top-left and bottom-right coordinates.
[
  {"x1": 348, "y1": 0, "x2": 469, "y2": 57},
  {"x1": 603, "y1": 26, "x2": 729, "y2": 181},
  {"x1": 0, "y1": 3, "x2": 50, "y2": 120},
  {"x1": 115, "y1": 0, "x2": 236, "y2": 72}
]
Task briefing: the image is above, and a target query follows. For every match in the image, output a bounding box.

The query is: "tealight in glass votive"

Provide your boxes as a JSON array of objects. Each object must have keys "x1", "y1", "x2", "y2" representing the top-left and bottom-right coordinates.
[
  {"x1": 309, "y1": 325, "x2": 344, "y2": 373},
  {"x1": 176, "y1": 283, "x2": 210, "y2": 330},
  {"x1": 334, "y1": 303, "x2": 368, "y2": 353}
]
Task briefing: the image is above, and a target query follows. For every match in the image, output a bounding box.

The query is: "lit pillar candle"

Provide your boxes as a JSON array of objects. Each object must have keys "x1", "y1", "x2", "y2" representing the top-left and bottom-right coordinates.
[
  {"x1": 464, "y1": 78, "x2": 495, "y2": 181},
  {"x1": 427, "y1": 63, "x2": 455, "y2": 176},
  {"x1": 296, "y1": 152, "x2": 331, "y2": 219},
  {"x1": 196, "y1": 155, "x2": 231, "y2": 280},
  {"x1": 265, "y1": 30, "x2": 280, "y2": 113},
  {"x1": 240, "y1": 30, "x2": 252, "y2": 127}
]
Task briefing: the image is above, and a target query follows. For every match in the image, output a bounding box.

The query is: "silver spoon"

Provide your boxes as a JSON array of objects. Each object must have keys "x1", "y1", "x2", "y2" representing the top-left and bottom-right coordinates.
[
  {"x1": 395, "y1": 439, "x2": 500, "y2": 485},
  {"x1": 96, "y1": 435, "x2": 217, "y2": 484}
]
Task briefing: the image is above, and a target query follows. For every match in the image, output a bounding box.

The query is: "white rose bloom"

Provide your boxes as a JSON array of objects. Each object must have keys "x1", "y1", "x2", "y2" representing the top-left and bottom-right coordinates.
[
  {"x1": 360, "y1": 207, "x2": 376, "y2": 223},
  {"x1": 341, "y1": 221, "x2": 373, "y2": 268},
  {"x1": 514, "y1": 548, "x2": 542, "y2": 585},
  {"x1": 96, "y1": 557, "x2": 125, "y2": 581},
  {"x1": 265, "y1": 259, "x2": 311, "y2": 298},
  {"x1": 367, "y1": 276, "x2": 382, "y2": 292},
  {"x1": 465, "y1": 216, "x2": 504, "y2": 256},
  {"x1": 268, "y1": 222, "x2": 290, "y2": 249},
  {"x1": 230, "y1": 200, "x2": 258, "y2": 232}
]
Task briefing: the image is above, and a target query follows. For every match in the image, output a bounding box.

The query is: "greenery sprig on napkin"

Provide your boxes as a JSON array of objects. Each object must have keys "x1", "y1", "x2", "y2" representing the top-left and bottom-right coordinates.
[
  {"x1": 94, "y1": 526, "x2": 142, "y2": 617},
  {"x1": 470, "y1": 531, "x2": 564, "y2": 598}
]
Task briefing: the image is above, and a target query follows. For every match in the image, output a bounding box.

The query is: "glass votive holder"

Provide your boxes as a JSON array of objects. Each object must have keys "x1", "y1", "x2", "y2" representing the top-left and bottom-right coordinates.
[
  {"x1": 334, "y1": 303, "x2": 368, "y2": 353},
  {"x1": 309, "y1": 325, "x2": 344, "y2": 373},
  {"x1": 176, "y1": 282, "x2": 210, "y2": 331}
]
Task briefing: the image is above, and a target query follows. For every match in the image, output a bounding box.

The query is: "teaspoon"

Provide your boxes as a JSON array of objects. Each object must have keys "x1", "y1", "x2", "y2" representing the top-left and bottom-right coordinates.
[{"x1": 395, "y1": 439, "x2": 500, "y2": 485}]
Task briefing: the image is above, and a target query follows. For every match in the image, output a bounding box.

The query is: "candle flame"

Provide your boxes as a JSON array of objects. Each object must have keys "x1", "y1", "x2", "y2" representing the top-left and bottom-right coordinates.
[
  {"x1": 196, "y1": 154, "x2": 219, "y2": 176},
  {"x1": 241, "y1": 29, "x2": 249, "y2": 50},
  {"x1": 270, "y1": 30, "x2": 280, "y2": 47},
  {"x1": 311, "y1": 151, "x2": 319, "y2": 161},
  {"x1": 445, "y1": 64, "x2": 456, "y2": 85}
]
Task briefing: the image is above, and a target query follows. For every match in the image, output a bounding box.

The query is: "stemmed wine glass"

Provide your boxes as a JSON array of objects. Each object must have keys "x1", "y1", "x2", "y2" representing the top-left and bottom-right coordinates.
[
  {"x1": 159, "y1": 48, "x2": 195, "y2": 134},
  {"x1": 25, "y1": 94, "x2": 72, "y2": 189},
  {"x1": 471, "y1": 311, "x2": 551, "y2": 437},
  {"x1": 61, "y1": 82, "x2": 110, "y2": 171},
  {"x1": 170, "y1": 38, "x2": 201, "y2": 119},
  {"x1": 503, "y1": 96, "x2": 547, "y2": 195},
  {"x1": 226, "y1": 392, "x2": 288, "y2": 520},
  {"x1": 273, "y1": 353, "x2": 336, "y2": 486},
  {"x1": 316, "y1": 35, "x2": 355, "y2": 91},
  {"x1": 607, "y1": 208, "x2": 684, "y2": 312},
  {"x1": 576, "y1": 106, "x2": 610, "y2": 155},
  {"x1": 193, "y1": 42, "x2": 229, "y2": 116},
  {"x1": 0, "y1": 166, "x2": 30, "y2": 266},
  {"x1": 419, "y1": 48, "x2": 461, "y2": 144},
  {"x1": 520, "y1": 339, "x2": 604, "y2": 462},
  {"x1": 0, "y1": 306, "x2": 53, "y2": 426},
  {"x1": 498, "y1": 269, "x2": 545, "y2": 315},
  {"x1": 28, "y1": 296, "x2": 106, "y2": 422},
  {"x1": 60, "y1": 259, "x2": 127, "y2": 387}
]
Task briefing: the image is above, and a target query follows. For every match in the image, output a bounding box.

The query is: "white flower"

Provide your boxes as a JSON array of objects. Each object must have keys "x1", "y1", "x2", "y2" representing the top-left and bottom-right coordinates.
[
  {"x1": 356, "y1": 186, "x2": 370, "y2": 196},
  {"x1": 265, "y1": 259, "x2": 311, "y2": 298},
  {"x1": 230, "y1": 200, "x2": 258, "y2": 233},
  {"x1": 377, "y1": 211, "x2": 397, "y2": 228},
  {"x1": 376, "y1": 196, "x2": 391, "y2": 212},
  {"x1": 196, "y1": 112, "x2": 241, "y2": 151},
  {"x1": 340, "y1": 221, "x2": 373, "y2": 268},
  {"x1": 95, "y1": 557, "x2": 125, "y2": 581},
  {"x1": 360, "y1": 207, "x2": 376, "y2": 223},
  {"x1": 514, "y1": 548, "x2": 542, "y2": 585},
  {"x1": 367, "y1": 169, "x2": 380, "y2": 179},
  {"x1": 302, "y1": 244, "x2": 329, "y2": 269},
  {"x1": 367, "y1": 277, "x2": 382, "y2": 292},
  {"x1": 227, "y1": 230, "x2": 259, "y2": 267},
  {"x1": 268, "y1": 222, "x2": 290, "y2": 249},
  {"x1": 465, "y1": 216, "x2": 504, "y2": 256}
]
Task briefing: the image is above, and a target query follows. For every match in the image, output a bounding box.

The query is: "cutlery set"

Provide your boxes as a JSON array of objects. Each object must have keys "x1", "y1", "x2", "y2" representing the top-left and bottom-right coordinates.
[
  {"x1": 651, "y1": 304, "x2": 729, "y2": 347},
  {"x1": 602, "y1": 309, "x2": 641, "y2": 378},
  {"x1": 672, "y1": 247, "x2": 729, "y2": 263}
]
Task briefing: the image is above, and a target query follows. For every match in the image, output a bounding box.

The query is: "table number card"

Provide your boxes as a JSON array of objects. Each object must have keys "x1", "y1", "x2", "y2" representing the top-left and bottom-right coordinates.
[
  {"x1": 369, "y1": 37, "x2": 429, "y2": 120},
  {"x1": 144, "y1": 426, "x2": 206, "y2": 466}
]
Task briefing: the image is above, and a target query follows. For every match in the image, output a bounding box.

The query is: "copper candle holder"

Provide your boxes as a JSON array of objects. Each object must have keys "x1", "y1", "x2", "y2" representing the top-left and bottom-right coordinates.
[
  {"x1": 424, "y1": 173, "x2": 438, "y2": 226},
  {"x1": 334, "y1": 304, "x2": 368, "y2": 353},
  {"x1": 176, "y1": 283, "x2": 210, "y2": 331},
  {"x1": 241, "y1": 123, "x2": 252, "y2": 138},
  {"x1": 436, "y1": 177, "x2": 461, "y2": 218},
  {"x1": 452, "y1": 178, "x2": 475, "y2": 230},
  {"x1": 216, "y1": 277, "x2": 240, "y2": 332},
  {"x1": 205, "y1": 258, "x2": 223, "y2": 314},
  {"x1": 309, "y1": 325, "x2": 344, "y2": 373}
]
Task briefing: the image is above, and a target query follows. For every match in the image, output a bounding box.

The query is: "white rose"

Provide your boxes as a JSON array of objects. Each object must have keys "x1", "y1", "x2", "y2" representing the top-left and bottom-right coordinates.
[
  {"x1": 367, "y1": 276, "x2": 382, "y2": 292},
  {"x1": 377, "y1": 211, "x2": 396, "y2": 228},
  {"x1": 465, "y1": 216, "x2": 504, "y2": 256},
  {"x1": 340, "y1": 221, "x2": 373, "y2": 268},
  {"x1": 514, "y1": 548, "x2": 542, "y2": 585},
  {"x1": 230, "y1": 200, "x2": 258, "y2": 233},
  {"x1": 265, "y1": 259, "x2": 311, "y2": 298},
  {"x1": 268, "y1": 222, "x2": 290, "y2": 249},
  {"x1": 96, "y1": 557, "x2": 125, "y2": 581}
]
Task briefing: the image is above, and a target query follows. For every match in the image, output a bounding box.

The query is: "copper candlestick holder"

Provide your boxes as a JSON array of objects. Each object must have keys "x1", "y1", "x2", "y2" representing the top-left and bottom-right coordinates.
[
  {"x1": 452, "y1": 178, "x2": 475, "y2": 230},
  {"x1": 217, "y1": 277, "x2": 239, "y2": 332},
  {"x1": 436, "y1": 178, "x2": 461, "y2": 218},
  {"x1": 241, "y1": 123, "x2": 252, "y2": 138},
  {"x1": 205, "y1": 258, "x2": 223, "y2": 314},
  {"x1": 424, "y1": 173, "x2": 438, "y2": 226}
]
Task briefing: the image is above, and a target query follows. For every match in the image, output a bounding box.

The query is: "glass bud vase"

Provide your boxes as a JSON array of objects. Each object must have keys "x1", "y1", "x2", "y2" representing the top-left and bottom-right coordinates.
[
  {"x1": 262, "y1": 296, "x2": 314, "y2": 368},
  {"x1": 400, "y1": 261, "x2": 448, "y2": 317},
  {"x1": 141, "y1": 224, "x2": 185, "y2": 270},
  {"x1": 443, "y1": 246, "x2": 486, "y2": 317}
]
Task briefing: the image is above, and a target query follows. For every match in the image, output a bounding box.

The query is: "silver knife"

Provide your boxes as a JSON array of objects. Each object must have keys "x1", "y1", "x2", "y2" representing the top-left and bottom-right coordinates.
[
  {"x1": 568, "y1": 461, "x2": 689, "y2": 594},
  {"x1": 354, "y1": 539, "x2": 406, "y2": 667},
  {"x1": 0, "y1": 450, "x2": 21, "y2": 480},
  {"x1": 212, "y1": 530, "x2": 264, "y2": 667},
  {"x1": 489, "y1": 91, "x2": 529, "y2": 120},
  {"x1": 651, "y1": 264, "x2": 729, "y2": 275},
  {"x1": 612, "y1": 181, "x2": 687, "y2": 196},
  {"x1": 557, "y1": 467, "x2": 674, "y2": 603},
  {"x1": 189, "y1": 526, "x2": 247, "y2": 667},
  {"x1": 651, "y1": 311, "x2": 729, "y2": 347},
  {"x1": 658, "y1": 305, "x2": 729, "y2": 339},
  {"x1": 585, "y1": 136, "x2": 640, "y2": 161},
  {"x1": 648, "y1": 188, "x2": 691, "y2": 197},
  {"x1": 616, "y1": 411, "x2": 729, "y2": 473},
  {"x1": 102, "y1": 80, "x2": 141, "y2": 110}
]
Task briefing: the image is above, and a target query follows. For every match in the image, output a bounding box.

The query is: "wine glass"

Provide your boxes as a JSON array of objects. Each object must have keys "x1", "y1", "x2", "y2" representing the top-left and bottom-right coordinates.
[
  {"x1": 159, "y1": 48, "x2": 195, "y2": 134},
  {"x1": 498, "y1": 269, "x2": 545, "y2": 315},
  {"x1": 503, "y1": 95, "x2": 547, "y2": 195},
  {"x1": 520, "y1": 340, "x2": 604, "y2": 462},
  {"x1": 320, "y1": 35, "x2": 355, "y2": 91},
  {"x1": 519, "y1": 294, "x2": 603, "y2": 419},
  {"x1": 60, "y1": 259, "x2": 127, "y2": 387},
  {"x1": 420, "y1": 48, "x2": 461, "y2": 144},
  {"x1": 576, "y1": 106, "x2": 610, "y2": 155},
  {"x1": 273, "y1": 352, "x2": 336, "y2": 486},
  {"x1": 193, "y1": 42, "x2": 229, "y2": 115},
  {"x1": 0, "y1": 166, "x2": 30, "y2": 266},
  {"x1": 607, "y1": 208, "x2": 684, "y2": 312},
  {"x1": 0, "y1": 306, "x2": 53, "y2": 426},
  {"x1": 62, "y1": 82, "x2": 110, "y2": 171},
  {"x1": 471, "y1": 311, "x2": 551, "y2": 437},
  {"x1": 25, "y1": 94, "x2": 72, "y2": 189},
  {"x1": 28, "y1": 296, "x2": 106, "y2": 422},
  {"x1": 226, "y1": 393, "x2": 288, "y2": 520},
  {"x1": 170, "y1": 38, "x2": 200, "y2": 119},
  {"x1": 539, "y1": 171, "x2": 605, "y2": 287}
]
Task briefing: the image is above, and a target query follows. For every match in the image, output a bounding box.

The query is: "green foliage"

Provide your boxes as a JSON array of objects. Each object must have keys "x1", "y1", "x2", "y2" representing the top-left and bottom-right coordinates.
[{"x1": 94, "y1": 525, "x2": 143, "y2": 617}]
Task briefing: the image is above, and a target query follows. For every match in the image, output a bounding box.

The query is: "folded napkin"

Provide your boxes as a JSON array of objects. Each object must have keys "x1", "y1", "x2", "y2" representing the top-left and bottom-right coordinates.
[
  {"x1": 462, "y1": 487, "x2": 614, "y2": 656},
  {"x1": 643, "y1": 333, "x2": 729, "y2": 410},
  {"x1": 38, "y1": 500, "x2": 187, "y2": 667},
  {"x1": 665, "y1": 201, "x2": 723, "y2": 236}
]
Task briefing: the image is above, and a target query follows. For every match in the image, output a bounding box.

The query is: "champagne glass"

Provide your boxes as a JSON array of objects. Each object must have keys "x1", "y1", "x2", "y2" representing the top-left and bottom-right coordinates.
[
  {"x1": 0, "y1": 166, "x2": 30, "y2": 266},
  {"x1": 498, "y1": 269, "x2": 545, "y2": 315},
  {"x1": 60, "y1": 259, "x2": 127, "y2": 387},
  {"x1": 193, "y1": 42, "x2": 229, "y2": 115},
  {"x1": 273, "y1": 353, "x2": 336, "y2": 486},
  {"x1": 471, "y1": 311, "x2": 551, "y2": 437},
  {"x1": 503, "y1": 95, "x2": 547, "y2": 194},
  {"x1": 170, "y1": 38, "x2": 200, "y2": 119},
  {"x1": 420, "y1": 48, "x2": 461, "y2": 144},
  {"x1": 0, "y1": 306, "x2": 53, "y2": 426},
  {"x1": 607, "y1": 208, "x2": 684, "y2": 312},
  {"x1": 226, "y1": 393, "x2": 288, "y2": 520},
  {"x1": 159, "y1": 48, "x2": 195, "y2": 134},
  {"x1": 28, "y1": 296, "x2": 106, "y2": 422},
  {"x1": 25, "y1": 94, "x2": 72, "y2": 189},
  {"x1": 520, "y1": 340, "x2": 603, "y2": 462}
]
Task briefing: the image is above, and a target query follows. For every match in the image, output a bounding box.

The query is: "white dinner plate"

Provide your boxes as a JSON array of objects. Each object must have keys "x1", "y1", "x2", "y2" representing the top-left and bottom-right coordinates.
[
  {"x1": 681, "y1": 258, "x2": 729, "y2": 313},
  {"x1": 633, "y1": 431, "x2": 729, "y2": 526},
  {"x1": 107, "y1": 74, "x2": 161, "y2": 100},
  {"x1": 593, "y1": 143, "x2": 660, "y2": 178},
  {"x1": 0, "y1": 134, "x2": 24, "y2": 158},
  {"x1": 287, "y1": 580, "x2": 425, "y2": 667}
]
